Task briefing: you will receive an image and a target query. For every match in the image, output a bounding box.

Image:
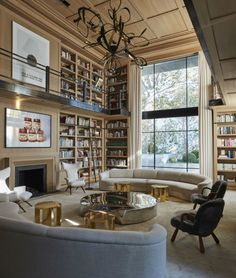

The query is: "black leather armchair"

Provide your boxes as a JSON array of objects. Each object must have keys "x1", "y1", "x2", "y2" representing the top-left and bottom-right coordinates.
[
  {"x1": 191, "y1": 180, "x2": 227, "y2": 209},
  {"x1": 170, "y1": 198, "x2": 225, "y2": 253}
]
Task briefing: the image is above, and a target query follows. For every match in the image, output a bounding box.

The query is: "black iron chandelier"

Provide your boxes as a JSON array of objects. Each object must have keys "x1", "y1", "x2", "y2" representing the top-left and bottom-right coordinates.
[{"x1": 73, "y1": 0, "x2": 149, "y2": 76}]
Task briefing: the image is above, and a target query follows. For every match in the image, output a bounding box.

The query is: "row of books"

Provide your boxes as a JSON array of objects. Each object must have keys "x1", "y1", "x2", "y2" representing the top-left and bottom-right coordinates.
[
  {"x1": 217, "y1": 163, "x2": 236, "y2": 171},
  {"x1": 107, "y1": 159, "x2": 127, "y2": 166},
  {"x1": 217, "y1": 138, "x2": 236, "y2": 147},
  {"x1": 59, "y1": 150, "x2": 74, "y2": 158},
  {"x1": 217, "y1": 114, "x2": 236, "y2": 123},
  {"x1": 218, "y1": 126, "x2": 236, "y2": 134},
  {"x1": 217, "y1": 175, "x2": 235, "y2": 182},
  {"x1": 218, "y1": 150, "x2": 236, "y2": 159}
]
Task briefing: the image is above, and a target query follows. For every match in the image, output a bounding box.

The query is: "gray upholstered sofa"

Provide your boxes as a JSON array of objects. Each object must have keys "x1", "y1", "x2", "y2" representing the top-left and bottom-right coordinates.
[
  {"x1": 0, "y1": 202, "x2": 167, "y2": 278},
  {"x1": 99, "y1": 169, "x2": 212, "y2": 201}
]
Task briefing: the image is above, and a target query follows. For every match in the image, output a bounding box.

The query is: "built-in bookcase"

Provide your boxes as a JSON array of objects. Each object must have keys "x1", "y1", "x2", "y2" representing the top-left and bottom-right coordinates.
[
  {"x1": 60, "y1": 45, "x2": 104, "y2": 108},
  {"x1": 59, "y1": 112, "x2": 104, "y2": 186},
  {"x1": 106, "y1": 64, "x2": 128, "y2": 114},
  {"x1": 213, "y1": 108, "x2": 236, "y2": 190},
  {"x1": 105, "y1": 118, "x2": 129, "y2": 169}
]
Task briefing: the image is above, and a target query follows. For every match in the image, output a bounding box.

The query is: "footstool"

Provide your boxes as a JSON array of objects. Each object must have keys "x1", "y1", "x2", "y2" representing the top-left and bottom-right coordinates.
[
  {"x1": 151, "y1": 185, "x2": 169, "y2": 202},
  {"x1": 35, "y1": 201, "x2": 62, "y2": 226},
  {"x1": 114, "y1": 183, "x2": 131, "y2": 192},
  {"x1": 84, "y1": 210, "x2": 115, "y2": 230}
]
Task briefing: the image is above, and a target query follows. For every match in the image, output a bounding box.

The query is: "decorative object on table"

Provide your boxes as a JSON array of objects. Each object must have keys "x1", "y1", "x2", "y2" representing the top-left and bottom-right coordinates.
[
  {"x1": 151, "y1": 185, "x2": 169, "y2": 202},
  {"x1": 191, "y1": 180, "x2": 227, "y2": 209},
  {"x1": 0, "y1": 167, "x2": 32, "y2": 212},
  {"x1": 61, "y1": 162, "x2": 86, "y2": 195},
  {"x1": 5, "y1": 108, "x2": 51, "y2": 148},
  {"x1": 72, "y1": 0, "x2": 149, "y2": 76},
  {"x1": 170, "y1": 198, "x2": 225, "y2": 253},
  {"x1": 84, "y1": 210, "x2": 115, "y2": 230},
  {"x1": 12, "y1": 21, "x2": 49, "y2": 88},
  {"x1": 35, "y1": 201, "x2": 62, "y2": 226}
]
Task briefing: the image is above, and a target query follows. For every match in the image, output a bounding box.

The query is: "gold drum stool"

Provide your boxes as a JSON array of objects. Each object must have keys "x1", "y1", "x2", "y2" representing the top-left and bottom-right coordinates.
[
  {"x1": 114, "y1": 183, "x2": 131, "y2": 192},
  {"x1": 35, "y1": 201, "x2": 62, "y2": 226},
  {"x1": 151, "y1": 185, "x2": 169, "y2": 202},
  {"x1": 84, "y1": 210, "x2": 115, "y2": 230}
]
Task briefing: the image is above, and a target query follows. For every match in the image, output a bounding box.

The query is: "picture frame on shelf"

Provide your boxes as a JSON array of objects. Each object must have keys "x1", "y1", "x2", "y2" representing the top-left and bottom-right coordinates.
[{"x1": 5, "y1": 108, "x2": 51, "y2": 148}]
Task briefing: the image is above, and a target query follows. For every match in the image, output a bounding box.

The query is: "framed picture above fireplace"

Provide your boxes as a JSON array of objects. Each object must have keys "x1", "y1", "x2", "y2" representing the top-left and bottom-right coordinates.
[{"x1": 5, "y1": 108, "x2": 51, "y2": 148}]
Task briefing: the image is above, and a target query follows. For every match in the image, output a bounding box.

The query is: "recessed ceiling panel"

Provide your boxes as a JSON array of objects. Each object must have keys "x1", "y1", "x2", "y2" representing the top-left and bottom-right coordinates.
[
  {"x1": 207, "y1": 0, "x2": 236, "y2": 19},
  {"x1": 95, "y1": 0, "x2": 142, "y2": 24},
  {"x1": 221, "y1": 60, "x2": 236, "y2": 80},
  {"x1": 124, "y1": 21, "x2": 157, "y2": 41},
  {"x1": 131, "y1": 0, "x2": 177, "y2": 19},
  {"x1": 213, "y1": 18, "x2": 236, "y2": 60},
  {"x1": 147, "y1": 11, "x2": 187, "y2": 38}
]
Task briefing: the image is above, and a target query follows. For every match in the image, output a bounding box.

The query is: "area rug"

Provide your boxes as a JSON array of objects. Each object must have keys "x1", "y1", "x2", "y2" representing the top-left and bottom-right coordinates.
[{"x1": 21, "y1": 190, "x2": 236, "y2": 278}]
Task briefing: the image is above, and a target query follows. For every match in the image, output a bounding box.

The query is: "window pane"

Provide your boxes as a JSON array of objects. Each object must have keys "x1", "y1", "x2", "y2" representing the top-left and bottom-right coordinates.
[
  {"x1": 155, "y1": 117, "x2": 186, "y2": 132},
  {"x1": 142, "y1": 133, "x2": 154, "y2": 167},
  {"x1": 188, "y1": 116, "x2": 198, "y2": 130},
  {"x1": 188, "y1": 131, "x2": 199, "y2": 169},
  {"x1": 142, "y1": 65, "x2": 154, "y2": 111},
  {"x1": 155, "y1": 131, "x2": 187, "y2": 169},
  {"x1": 187, "y1": 56, "x2": 199, "y2": 107},
  {"x1": 142, "y1": 119, "x2": 154, "y2": 132},
  {"x1": 154, "y1": 58, "x2": 186, "y2": 110}
]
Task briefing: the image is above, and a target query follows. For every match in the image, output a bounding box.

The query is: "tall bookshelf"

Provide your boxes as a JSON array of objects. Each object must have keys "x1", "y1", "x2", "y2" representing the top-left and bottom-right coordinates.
[
  {"x1": 60, "y1": 45, "x2": 104, "y2": 108},
  {"x1": 60, "y1": 47, "x2": 77, "y2": 100},
  {"x1": 213, "y1": 108, "x2": 236, "y2": 190},
  {"x1": 105, "y1": 118, "x2": 129, "y2": 169},
  {"x1": 59, "y1": 112, "x2": 76, "y2": 162},
  {"x1": 59, "y1": 112, "x2": 104, "y2": 187},
  {"x1": 106, "y1": 64, "x2": 128, "y2": 114}
]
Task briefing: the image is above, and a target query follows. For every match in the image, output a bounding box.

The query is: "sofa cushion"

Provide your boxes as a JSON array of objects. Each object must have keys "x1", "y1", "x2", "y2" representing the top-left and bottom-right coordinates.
[
  {"x1": 179, "y1": 173, "x2": 206, "y2": 185},
  {"x1": 146, "y1": 179, "x2": 197, "y2": 191},
  {"x1": 156, "y1": 170, "x2": 182, "y2": 182},
  {"x1": 133, "y1": 169, "x2": 158, "y2": 179},
  {"x1": 109, "y1": 169, "x2": 133, "y2": 178},
  {"x1": 102, "y1": 178, "x2": 148, "y2": 187}
]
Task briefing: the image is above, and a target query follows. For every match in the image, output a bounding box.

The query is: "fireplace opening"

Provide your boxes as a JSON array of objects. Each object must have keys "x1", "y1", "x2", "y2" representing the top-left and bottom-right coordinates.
[{"x1": 15, "y1": 164, "x2": 47, "y2": 196}]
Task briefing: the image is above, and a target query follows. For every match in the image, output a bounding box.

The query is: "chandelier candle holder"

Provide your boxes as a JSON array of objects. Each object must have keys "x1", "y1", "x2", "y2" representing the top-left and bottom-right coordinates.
[{"x1": 73, "y1": 0, "x2": 149, "y2": 76}]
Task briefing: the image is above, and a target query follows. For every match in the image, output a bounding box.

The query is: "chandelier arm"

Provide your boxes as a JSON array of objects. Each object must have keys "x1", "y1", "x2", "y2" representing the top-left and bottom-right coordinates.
[{"x1": 109, "y1": 0, "x2": 121, "y2": 14}]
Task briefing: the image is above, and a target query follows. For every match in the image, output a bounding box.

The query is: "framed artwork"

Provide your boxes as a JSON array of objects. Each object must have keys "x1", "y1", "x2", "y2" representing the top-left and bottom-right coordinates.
[
  {"x1": 12, "y1": 21, "x2": 50, "y2": 88},
  {"x1": 5, "y1": 108, "x2": 51, "y2": 148}
]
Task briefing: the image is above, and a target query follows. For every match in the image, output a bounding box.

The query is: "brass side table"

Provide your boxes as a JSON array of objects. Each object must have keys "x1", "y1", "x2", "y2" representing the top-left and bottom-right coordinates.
[
  {"x1": 35, "y1": 201, "x2": 62, "y2": 226},
  {"x1": 114, "y1": 183, "x2": 131, "y2": 192},
  {"x1": 84, "y1": 210, "x2": 115, "y2": 230},
  {"x1": 151, "y1": 185, "x2": 169, "y2": 202}
]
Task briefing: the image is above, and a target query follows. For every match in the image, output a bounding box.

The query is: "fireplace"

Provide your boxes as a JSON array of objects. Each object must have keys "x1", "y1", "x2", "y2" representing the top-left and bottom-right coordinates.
[{"x1": 15, "y1": 164, "x2": 47, "y2": 196}]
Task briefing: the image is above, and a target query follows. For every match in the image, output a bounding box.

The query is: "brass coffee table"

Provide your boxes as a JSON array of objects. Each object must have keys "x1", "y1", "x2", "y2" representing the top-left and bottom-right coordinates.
[{"x1": 79, "y1": 192, "x2": 157, "y2": 225}]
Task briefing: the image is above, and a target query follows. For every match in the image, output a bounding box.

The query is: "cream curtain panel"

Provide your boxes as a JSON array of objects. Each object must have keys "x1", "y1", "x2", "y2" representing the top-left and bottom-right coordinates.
[
  {"x1": 198, "y1": 51, "x2": 213, "y2": 179},
  {"x1": 129, "y1": 64, "x2": 142, "y2": 169}
]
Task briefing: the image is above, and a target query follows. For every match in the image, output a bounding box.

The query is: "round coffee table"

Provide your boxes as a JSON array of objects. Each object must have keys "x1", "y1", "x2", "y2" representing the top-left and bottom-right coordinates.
[{"x1": 79, "y1": 192, "x2": 157, "y2": 225}]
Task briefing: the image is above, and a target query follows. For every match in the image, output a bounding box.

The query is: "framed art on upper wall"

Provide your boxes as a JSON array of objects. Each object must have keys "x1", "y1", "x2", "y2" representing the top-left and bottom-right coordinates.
[
  {"x1": 5, "y1": 108, "x2": 51, "y2": 148},
  {"x1": 12, "y1": 21, "x2": 50, "y2": 88}
]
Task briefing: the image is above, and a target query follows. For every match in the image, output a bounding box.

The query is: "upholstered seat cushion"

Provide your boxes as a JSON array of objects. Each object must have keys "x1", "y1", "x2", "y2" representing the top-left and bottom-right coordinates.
[
  {"x1": 171, "y1": 213, "x2": 197, "y2": 235},
  {"x1": 68, "y1": 179, "x2": 85, "y2": 187},
  {"x1": 18, "y1": 191, "x2": 32, "y2": 201}
]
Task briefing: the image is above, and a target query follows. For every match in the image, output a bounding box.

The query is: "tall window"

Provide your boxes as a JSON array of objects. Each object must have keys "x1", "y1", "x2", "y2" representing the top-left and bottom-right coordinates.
[{"x1": 141, "y1": 55, "x2": 199, "y2": 173}]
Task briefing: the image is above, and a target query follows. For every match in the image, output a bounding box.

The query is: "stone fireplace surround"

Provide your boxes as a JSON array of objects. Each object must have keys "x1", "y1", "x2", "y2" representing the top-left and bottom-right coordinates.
[{"x1": 4, "y1": 156, "x2": 56, "y2": 192}]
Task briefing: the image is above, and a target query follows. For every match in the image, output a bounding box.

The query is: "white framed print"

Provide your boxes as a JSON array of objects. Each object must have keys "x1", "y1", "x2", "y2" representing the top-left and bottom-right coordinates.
[{"x1": 12, "y1": 22, "x2": 50, "y2": 88}]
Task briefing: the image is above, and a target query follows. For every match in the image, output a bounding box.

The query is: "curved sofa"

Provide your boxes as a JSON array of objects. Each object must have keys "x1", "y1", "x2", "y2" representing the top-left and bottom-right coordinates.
[
  {"x1": 99, "y1": 169, "x2": 212, "y2": 201},
  {"x1": 0, "y1": 202, "x2": 167, "y2": 278}
]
